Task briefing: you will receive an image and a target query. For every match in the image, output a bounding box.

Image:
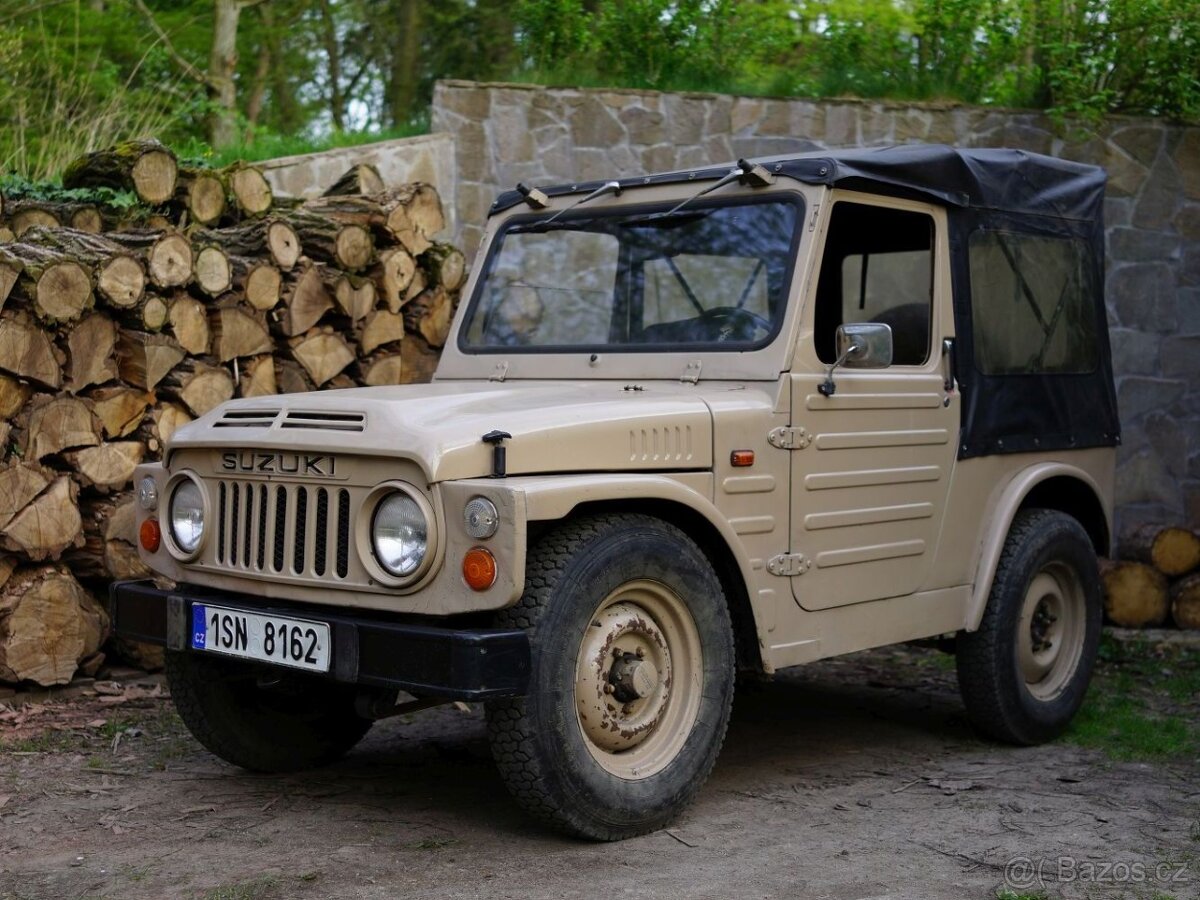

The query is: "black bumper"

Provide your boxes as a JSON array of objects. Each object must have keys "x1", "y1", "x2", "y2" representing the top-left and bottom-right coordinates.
[{"x1": 109, "y1": 580, "x2": 530, "y2": 701}]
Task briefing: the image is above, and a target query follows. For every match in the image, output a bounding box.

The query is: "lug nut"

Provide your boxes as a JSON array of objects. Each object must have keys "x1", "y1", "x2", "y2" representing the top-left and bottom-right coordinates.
[
  {"x1": 635, "y1": 647, "x2": 645, "y2": 659},
  {"x1": 613, "y1": 647, "x2": 624, "y2": 658},
  {"x1": 603, "y1": 683, "x2": 614, "y2": 695}
]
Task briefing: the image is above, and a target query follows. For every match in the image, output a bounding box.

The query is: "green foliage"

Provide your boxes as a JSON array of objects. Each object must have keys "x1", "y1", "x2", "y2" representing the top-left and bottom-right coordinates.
[{"x1": 0, "y1": 173, "x2": 140, "y2": 210}]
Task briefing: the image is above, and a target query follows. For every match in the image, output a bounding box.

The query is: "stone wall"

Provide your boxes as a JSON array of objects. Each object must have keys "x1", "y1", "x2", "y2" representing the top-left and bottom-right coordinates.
[
  {"x1": 431, "y1": 79, "x2": 1200, "y2": 533},
  {"x1": 260, "y1": 132, "x2": 457, "y2": 236}
]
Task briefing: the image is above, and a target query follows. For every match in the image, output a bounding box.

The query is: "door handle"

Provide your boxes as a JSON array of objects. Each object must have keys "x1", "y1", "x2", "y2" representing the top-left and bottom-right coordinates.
[{"x1": 941, "y1": 338, "x2": 956, "y2": 394}]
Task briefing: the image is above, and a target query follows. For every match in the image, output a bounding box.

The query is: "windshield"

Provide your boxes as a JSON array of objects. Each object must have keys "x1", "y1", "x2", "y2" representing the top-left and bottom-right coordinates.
[{"x1": 459, "y1": 196, "x2": 803, "y2": 353}]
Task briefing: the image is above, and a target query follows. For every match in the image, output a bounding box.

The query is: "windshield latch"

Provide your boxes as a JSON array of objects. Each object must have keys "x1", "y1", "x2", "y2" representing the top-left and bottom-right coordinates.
[
  {"x1": 680, "y1": 360, "x2": 703, "y2": 384},
  {"x1": 516, "y1": 182, "x2": 550, "y2": 209},
  {"x1": 489, "y1": 361, "x2": 509, "y2": 382}
]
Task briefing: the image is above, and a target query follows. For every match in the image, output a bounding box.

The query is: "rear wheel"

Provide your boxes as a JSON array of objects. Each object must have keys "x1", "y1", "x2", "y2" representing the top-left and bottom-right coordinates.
[
  {"x1": 956, "y1": 509, "x2": 1101, "y2": 745},
  {"x1": 486, "y1": 514, "x2": 735, "y2": 840},
  {"x1": 166, "y1": 651, "x2": 372, "y2": 773}
]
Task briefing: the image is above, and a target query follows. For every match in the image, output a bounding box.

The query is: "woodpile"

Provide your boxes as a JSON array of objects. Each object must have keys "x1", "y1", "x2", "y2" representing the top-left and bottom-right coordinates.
[
  {"x1": 1103, "y1": 523, "x2": 1200, "y2": 630},
  {"x1": 1, "y1": 143, "x2": 467, "y2": 685}
]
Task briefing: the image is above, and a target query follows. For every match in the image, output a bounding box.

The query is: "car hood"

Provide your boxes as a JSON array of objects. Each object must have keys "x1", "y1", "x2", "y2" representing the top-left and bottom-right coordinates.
[{"x1": 166, "y1": 381, "x2": 715, "y2": 482}]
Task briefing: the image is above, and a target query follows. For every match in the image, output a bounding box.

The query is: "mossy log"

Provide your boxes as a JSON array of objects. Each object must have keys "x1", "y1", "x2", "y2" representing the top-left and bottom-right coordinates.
[
  {"x1": 282, "y1": 209, "x2": 373, "y2": 271},
  {"x1": 175, "y1": 166, "x2": 227, "y2": 226},
  {"x1": 62, "y1": 139, "x2": 178, "y2": 206},
  {"x1": 0, "y1": 242, "x2": 94, "y2": 324},
  {"x1": 224, "y1": 162, "x2": 273, "y2": 217},
  {"x1": 421, "y1": 242, "x2": 467, "y2": 292},
  {"x1": 190, "y1": 218, "x2": 300, "y2": 271},
  {"x1": 21, "y1": 226, "x2": 146, "y2": 308}
]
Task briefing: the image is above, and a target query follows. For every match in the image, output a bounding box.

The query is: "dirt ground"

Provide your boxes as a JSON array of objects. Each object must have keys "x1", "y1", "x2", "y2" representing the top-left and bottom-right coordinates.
[{"x1": 1, "y1": 640, "x2": 1197, "y2": 900}]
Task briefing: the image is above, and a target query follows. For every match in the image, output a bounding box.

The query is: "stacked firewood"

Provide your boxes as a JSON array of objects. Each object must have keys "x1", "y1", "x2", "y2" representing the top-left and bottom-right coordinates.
[
  {"x1": 1102, "y1": 525, "x2": 1200, "y2": 629},
  {"x1": 0, "y1": 140, "x2": 467, "y2": 685}
]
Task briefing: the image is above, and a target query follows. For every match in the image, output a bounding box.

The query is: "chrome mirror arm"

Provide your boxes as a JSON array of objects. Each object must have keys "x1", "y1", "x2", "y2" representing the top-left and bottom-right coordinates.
[{"x1": 818, "y1": 338, "x2": 866, "y2": 397}]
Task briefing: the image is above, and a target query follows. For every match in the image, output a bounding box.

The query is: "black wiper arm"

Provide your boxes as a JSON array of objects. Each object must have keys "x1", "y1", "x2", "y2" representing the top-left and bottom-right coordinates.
[
  {"x1": 542, "y1": 180, "x2": 623, "y2": 226},
  {"x1": 657, "y1": 158, "x2": 776, "y2": 219}
]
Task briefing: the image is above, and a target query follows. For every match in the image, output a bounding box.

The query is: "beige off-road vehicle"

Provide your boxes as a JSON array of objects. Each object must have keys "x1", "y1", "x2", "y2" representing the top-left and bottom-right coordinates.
[{"x1": 114, "y1": 145, "x2": 1119, "y2": 841}]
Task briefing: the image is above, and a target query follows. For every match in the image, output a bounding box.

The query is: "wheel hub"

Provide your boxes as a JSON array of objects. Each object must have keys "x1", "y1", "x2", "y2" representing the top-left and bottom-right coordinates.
[{"x1": 1017, "y1": 564, "x2": 1086, "y2": 701}]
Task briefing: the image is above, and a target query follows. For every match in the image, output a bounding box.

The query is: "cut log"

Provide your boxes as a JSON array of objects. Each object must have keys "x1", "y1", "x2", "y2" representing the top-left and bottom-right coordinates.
[
  {"x1": 323, "y1": 163, "x2": 386, "y2": 197},
  {"x1": 116, "y1": 329, "x2": 185, "y2": 390},
  {"x1": 0, "y1": 226, "x2": 13, "y2": 243},
  {"x1": 239, "y1": 354, "x2": 277, "y2": 397},
  {"x1": 422, "y1": 243, "x2": 467, "y2": 292},
  {"x1": 360, "y1": 309, "x2": 406, "y2": 356},
  {"x1": 0, "y1": 476, "x2": 84, "y2": 560},
  {"x1": 147, "y1": 401, "x2": 192, "y2": 453},
  {"x1": 359, "y1": 351, "x2": 404, "y2": 386},
  {"x1": 62, "y1": 139, "x2": 178, "y2": 205},
  {"x1": 190, "y1": 219, "x2": 300, "y2": 270},
  {"x1": 0, "y1": 311, "x2": 62, "y2": 388},
  {"x1": 289, "y1": 328, "x2": 354, "y2": 386},
  {"x1": 0, "y1": 242, "x2": 94, "y2": 323},
  {"x1": 332, "y1": 273, "x2": 376, "y2": 322},
  {"x1": 374, "y1": 246, "x2": 417, "y2": 312},
  {"x1": 21, "y1": 394, "x2": 102, "y2": 460},
  {"x1": 102, "y1": 230, "x2": 192, "y2": 288},
  {"x1": 88, "y1": 386, "x2": 154, "y2": 439},
  {"x1": 403, "y1": 286, "x2": 456, "y2": 348},
  {"x1": 113, "y1": 294, "x2": 170, "y2": 332},
  {"x1": 211, "y1": 304, "x2": 272, "y2": 361},
  {"x1": 1100, "y1": 559, "x2": 1170, "y2": 627},
  {"x1": 377, "y1": 184, "x2": 444, "y2": 256},
  {"x1": 8, "y1": 202, "x2": 60, "y2": 236},
  {"x1": 20, "y1": 226, "x2": 146, "y2": 308},
  {"x1": 193, "y1": 244, "x2": 233, "y2": 296},
  {"x1": 1120, "y1": 523, "x2": 1200, "y2": 577},
  {"x1": 65, "y1": 312, "x2": 119, "y2": 392},
  {"x1": 275, "y1": 359, "x2": 315, "y2": 394},
  {"x1": 0, "y1": 461, "x2": 52, "y2": 531},
  {"x1": 168, "y1": 295, "x2": 211, "y2": 355},
  {"x1": 277, "y1": 265, "x2": 334, "y2": 336},
  {"x1": 404, "y1": 267, "x2": 427, "y2": 304},
  {"x1": 65, "y1": 440, "x2": 145, "y2": 491},
  {"x1": 162, "y1": 361, "x2": 235, "y2": 417},
  {"x1": 400, "y1": 333, "x2": 440, "y2": 384},
  {"x1": 1170, "y1": 572, "x2": 1200, "y2": 629},
  {"x1": 0, "y1": 565, "x2": 107, "y2": 686},
  {"x1": 8, "y1": 201, "x2": 104, "y2": 235},
  {"x1": 231, "y1": 257, "x2": 282, "y2": 310},
  {"x1": 0, "y1": 373, "x2": 32, "y2": 420},
  {"x1": 176, "y1": 167, "x2": 227, "y2": 226},
  {"x1": 225, "y1": 162, "x2": 273, "y2": 216},
  {"x1": 282, "y1": 209, "x2": 373, "y2": 271}
]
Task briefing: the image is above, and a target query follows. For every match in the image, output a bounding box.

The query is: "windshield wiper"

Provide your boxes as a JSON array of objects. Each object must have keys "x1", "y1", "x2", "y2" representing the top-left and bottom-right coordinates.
[
  {"x1": 655, "y1": 158, "x2": 777, "y2": 220},
  {"x1": 542, "y1": 180, "x2": 623, "y2": 226}
]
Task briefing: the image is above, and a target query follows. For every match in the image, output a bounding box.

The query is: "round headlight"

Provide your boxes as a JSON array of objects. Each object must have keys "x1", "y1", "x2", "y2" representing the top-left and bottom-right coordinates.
[
  {"x1": 137, "y1": 476, "x2": 158, "y2": 510},
  {"x1": 464, "y1": 496, "x2": 499, "y2": 539},
  {"x1": 372, "y1": 492, "x2": 428, "y2": 577},
  {"x1": 169, "y1": 480, "x2": 205, "y2": 554}
]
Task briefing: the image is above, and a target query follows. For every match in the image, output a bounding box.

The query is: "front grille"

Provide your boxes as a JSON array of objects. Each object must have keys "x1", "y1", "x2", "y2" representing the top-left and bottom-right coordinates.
[{"x1": 214, "y1": 479, "x2": 353, "y2": 580}]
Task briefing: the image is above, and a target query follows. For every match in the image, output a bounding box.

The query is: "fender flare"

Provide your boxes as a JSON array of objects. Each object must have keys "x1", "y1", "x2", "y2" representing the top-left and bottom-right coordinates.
[{"x1": 964, "y1": 462, "x2": 1110, "y2": 631}]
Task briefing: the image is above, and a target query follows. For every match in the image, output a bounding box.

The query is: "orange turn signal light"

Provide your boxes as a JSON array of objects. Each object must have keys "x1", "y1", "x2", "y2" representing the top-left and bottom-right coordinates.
[
  {"x1": 463, "y1": 547, "x2": 497, "y2": 591},
  {"x1": 140, "y1": 518, "x2": 161, "y2": 552},
  {"x1": 730, "y1": 450, "x2": 755, "y2": 467}
]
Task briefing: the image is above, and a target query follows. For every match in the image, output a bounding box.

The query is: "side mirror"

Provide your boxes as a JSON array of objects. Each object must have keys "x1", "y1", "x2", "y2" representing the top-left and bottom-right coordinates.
[{"x1": 819, "y1": 323, "x2": 893, "y2": 396}]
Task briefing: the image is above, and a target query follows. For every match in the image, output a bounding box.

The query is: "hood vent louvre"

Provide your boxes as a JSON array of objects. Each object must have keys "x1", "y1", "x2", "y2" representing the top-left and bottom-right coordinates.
[
  {"x1": 214, "y1": 409, "x2": 278, "y2": 428},
  {"x1": 281, "y1": 410, "x2": 366, "y2": 432}
]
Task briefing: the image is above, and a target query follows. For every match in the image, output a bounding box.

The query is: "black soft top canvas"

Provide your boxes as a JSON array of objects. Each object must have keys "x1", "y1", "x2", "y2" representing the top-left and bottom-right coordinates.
[{"x1": 491, "y1": 144, "x2": 1120, "y2": 460}]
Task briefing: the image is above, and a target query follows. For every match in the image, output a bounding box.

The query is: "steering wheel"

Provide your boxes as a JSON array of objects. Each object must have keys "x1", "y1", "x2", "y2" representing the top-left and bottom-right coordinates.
[{"x1": 699, "y1": 307, "x2": 772, "y2": 342}]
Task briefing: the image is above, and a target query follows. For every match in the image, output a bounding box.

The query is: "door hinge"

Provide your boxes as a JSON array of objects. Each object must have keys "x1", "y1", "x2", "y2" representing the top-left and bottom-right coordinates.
[
  {"x1": 767, "y1": 553, "x2": 811, "y2": 576},
  {"x1": 489, "y1": 361, "x2": 509, "y2": 382},
  {"x1": 680, "y1": 359, "x2": 702, "y2": 384},
  {"x1": 768, "y1": 425, "x2": 811, "y2": 450}
]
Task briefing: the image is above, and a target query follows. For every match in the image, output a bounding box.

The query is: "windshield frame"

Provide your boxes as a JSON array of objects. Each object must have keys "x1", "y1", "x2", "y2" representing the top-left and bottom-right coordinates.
[{"x1": 455, "y1": 192, "x2": 807, "y2": 357}]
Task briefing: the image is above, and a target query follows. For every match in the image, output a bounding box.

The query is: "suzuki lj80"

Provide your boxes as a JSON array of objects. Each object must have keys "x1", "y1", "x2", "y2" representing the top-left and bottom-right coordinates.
[{"x1": 113, "y1": 145, "x2": 1119, "y2": 840}]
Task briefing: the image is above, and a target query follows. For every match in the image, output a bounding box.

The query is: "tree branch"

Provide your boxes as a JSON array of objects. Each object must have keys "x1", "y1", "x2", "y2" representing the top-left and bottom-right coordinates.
[{"x1": 127, "y1": 0, "x2": 213, "y2": 88}]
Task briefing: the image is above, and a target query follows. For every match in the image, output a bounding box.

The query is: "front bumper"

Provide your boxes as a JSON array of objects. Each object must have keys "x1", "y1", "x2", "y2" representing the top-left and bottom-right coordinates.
[{"x1": 110, "y1": 580, "x2": 530, "y2": 701}]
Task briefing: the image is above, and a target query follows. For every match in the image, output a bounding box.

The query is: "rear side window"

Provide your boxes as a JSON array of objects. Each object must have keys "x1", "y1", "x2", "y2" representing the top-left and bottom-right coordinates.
[{"x1": 969, "y1": 231, "x2": 1098, "y2": 375}]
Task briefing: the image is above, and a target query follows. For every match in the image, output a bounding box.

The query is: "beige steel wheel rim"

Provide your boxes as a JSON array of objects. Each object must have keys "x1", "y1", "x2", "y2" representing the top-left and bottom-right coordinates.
[
  {"x1": 1018, "y1": 562, "x2": 1086, "y2": 701},
  {"x1": 574, "y1": 579, "x2": 703, "y2": 780}
]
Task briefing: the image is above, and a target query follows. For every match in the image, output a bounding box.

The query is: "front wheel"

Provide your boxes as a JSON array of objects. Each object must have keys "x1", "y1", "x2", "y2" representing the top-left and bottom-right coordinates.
[
  {"x1": 956, "y1": 508, "x2": 1101, "y2": 745},
  {"x1": 486, "y1": 514, "x2": 735, "y2": 840}
]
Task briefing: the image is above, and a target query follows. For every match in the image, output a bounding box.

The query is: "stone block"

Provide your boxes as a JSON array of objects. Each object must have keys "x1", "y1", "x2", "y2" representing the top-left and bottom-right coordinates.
[
  {"x1": 1183, "y1": 245, "x2": 1200, "y2": 287},
  {"x1": 731, "y1": 136, "x2": 813, "y2": 159},
  {"x1": 570, "y1": 96, "x2": 626, "y2": 148},
  {"x1": 1103, "y1": 197, "x2": 1133, "y2": 227},
  {"x1": 792, "y1": 102, "x2": 826, "y2": 142},
  {"x1": 1107, "y1": 327, "x2": 1161, "y2": 377},
  {"x1": 824, "y1": 105, "x2": 859, "y2": 146},
  {"x1": 664, "y1": 94, "x2": 706, "y2": 143},
  {"x1": 572, "y1": 148, "x2": 612, "y2": 181},
  {"x1": 640, "y1": 143, "x2": 677, "y2": 173},
  {"x1": 435, "y1": 84, "x2": 491, "y2": 120},
  {"x1": 619, "y1": 106, "x2": 666, "y2": 145},
  {"x1": 704, "y1": 96, "x2": 732, "y2": 136},
  {"x1": 730, "y1": 98, "x2": 763, "y2": 134},
  {"x1": 492, "y1": 105, "x2": 534, "y2": 161},
  {"x1": 1176, "y1": 203, "x2": 1200, "y2": 239},
  {"x1": 1144, "y1": 410, "x2": 1189, "y2": 476},
  {"x1": 1114, "y1": 448, "x2": 1182, "y2": 509},
  {"x1": 1175, "y1": 128, "x2": 1200, "y2": 199},
  {"x1": 860, "y1": 105, "x2": 894, "y2": 144},
  {"x1": 457, "y1": 182, "x2": 496, "y2": 229},
  {"x1": 1001, "y1": 124, "x2": 1053, "y2": 155},
  {"x1": 1109, "y1": 262, "x2": 1177, "y2": 332},
  {"x1": 1161, "y1": 334, "x2": 1200, "y2": 382},
  {"x1": 704, "y1": 135, "x2": 734, "y2": 163},
  {"x1": 925, "y1": 110, "x2": 960, "y2": 145},
  {"x1": 1133, "y1": 155, "x2": 1184, "y2": 230},
  {"x1": 454, "y1": 122, "x2": 492, "y2": 182},
  {"x1": 1108, "y1": 227, "x2": 1180, "y2": 262},
  {"x1": 538, "y1": 137, "x2": 575, "y2": 180},
  {"x1": 895, "y1": 109, "x2": 932, "y2": 142},
  {"x1": 1178, "y1": 288, "x2": 1200, "y2": 333},
  {"x1": 676, "y1": 145, "x2": 712, "y2": 169},
  {"x1": 1111, "y1": 125, "x2": 1164, "y2": 167},
  {"x1": 759, "y1": 99, "x2": 792, "y2": 135},
  {"x1": 1117, "y1": 375, "x2": 1186, "y2": 423}
]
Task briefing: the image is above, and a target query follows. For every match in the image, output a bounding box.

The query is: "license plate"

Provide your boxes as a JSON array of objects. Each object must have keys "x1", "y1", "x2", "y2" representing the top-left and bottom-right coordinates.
[{"x1": 191, "y1": 604, "x2": 331, "y2": 673}]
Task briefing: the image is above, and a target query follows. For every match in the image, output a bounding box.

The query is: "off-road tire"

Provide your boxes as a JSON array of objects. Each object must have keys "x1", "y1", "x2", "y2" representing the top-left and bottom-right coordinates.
[
  {"x1": 166, "y1": 650, "x2": 372, "y2": 773},
  {"x1": 486, "y1": 514, "x2": 735, "y2": 841},
  {"x1": 956, "y1": 508, "x2": 1101, "y2": 745}
]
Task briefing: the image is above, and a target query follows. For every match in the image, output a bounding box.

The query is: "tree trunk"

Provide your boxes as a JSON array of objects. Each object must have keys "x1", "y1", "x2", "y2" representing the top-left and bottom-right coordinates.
[
  {"x1": 62, "y1": 139, "x2": 179, "y2": 205},
  {"x1": 359, "y1": 350, "x2": 404, "y2": 386},
  {"x1": 101, "y1": 230, "x2": 193, "y2": 288},
  {"x1": 144, "y1": 402, "x2": 192, "y2": 455},
  {"x1": 231, "y1": 257, "x2": 282, "y2": 310},
  {"x1": 0, "y1": 565, "x2": 108, "y2": 686},
  {"x1": 387, "y1": 0, "x2": 422, "y2": 129},
  {"x1": 1120, "y1": 524, "x2": 1200, "y2": 577},
  {"x1": 1100, "y1": 559, "x2": 1170, "y2": 627},
  {"x1": 332, "y1": 273, "x2": 376, "y2": 322},
  {"x1": 359, "y1": 308, "x2": 405, "y2": 356},
  {"x1": 239, "y1": 354, "x2": 277, "y2": 397},
  {"x1": 0, "y1": 461, "x2": 52, "y2": 531},
  {"x1": 1171, "y1": 573, "x2": 1200, "y2": 630},
  {"x1": 423, "y1": 242, "x2": 466, "y2": 291},
  {"x1": 317, "y1": 0, "x2": 346, "y2": 131},
  {"x1": 402, "y1": 285, "x2": 455, "y2": 348},
  {"x1": 208, "y1": 0, "x2": 246, "y2": 149},
  {"x1": 373, "y1": 246, "x2": 417, "y2": 312}
]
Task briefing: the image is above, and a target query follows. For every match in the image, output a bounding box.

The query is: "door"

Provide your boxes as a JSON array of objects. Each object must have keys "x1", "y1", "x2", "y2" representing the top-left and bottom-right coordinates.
[{"x1": 789, "y1": 194, "x2": 959, "y2": 611}]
